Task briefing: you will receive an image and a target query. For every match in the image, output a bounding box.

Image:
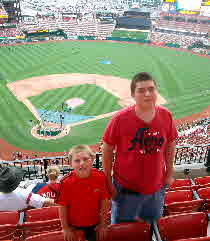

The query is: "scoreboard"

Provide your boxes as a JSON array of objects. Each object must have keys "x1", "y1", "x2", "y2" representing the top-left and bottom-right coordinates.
[
  {"x1": 163, "y1": 0, "x2": 176, "y2": 2},
  {"x1": 176, "y1": 0, "x2": 202, "y2": 11}
]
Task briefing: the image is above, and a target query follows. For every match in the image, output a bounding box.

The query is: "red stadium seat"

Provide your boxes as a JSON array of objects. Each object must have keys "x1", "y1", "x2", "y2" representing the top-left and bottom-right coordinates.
[
  {"x1": 0, "y1": 224, "x2": 21, "y2": 241},
  {"x1": 25, "y1": 230, "x2": 84, "y2": 241},
  {"x1": 0, "y1": 212, "x2": 20, "y2": 225},
  {"x1": 164, "y1": 190, "x2": 193, "y2": 205},
  {"x1": 166, "y1": 186, "x2": 192, "y2": 192},
  {"x1": 168, "y1": 179, "x2": 191, "y2": 189},
  {"x1": 164, "y1": 199, "x2": 204, "y2": 216},
  {"x1": 21, "y1": 219, "x2": 62, "y2": 238},
  {"x1": 194, "y1": 177, "x2": 210, "y2": 186},
  {"x1": 197, "y1": 187, "x2": 210, "y2": 199},
  {"x1": 195, "y1": 183, "x2": 210, "y2": 190},
  {"x1": 197, "y1": 188, "x2": 210, "y2": 213},
  {"x1": 100, "y1": 222, "x2": 150, "y2": 241},
  {"x1": 24, "y1": 206, "x2": 59, "y2": 222},
  {"x1": 157, "y1": 212, "x2": 208, "y2": 241},
  {"x1": 175, "y1": 237, "x2": 210, "y2": 241}
]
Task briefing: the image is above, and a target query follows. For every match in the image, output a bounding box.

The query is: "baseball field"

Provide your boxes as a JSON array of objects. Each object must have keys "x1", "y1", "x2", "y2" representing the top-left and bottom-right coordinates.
[{"x1": 0, "y1": 40, "x2": 209, "y2": 153}]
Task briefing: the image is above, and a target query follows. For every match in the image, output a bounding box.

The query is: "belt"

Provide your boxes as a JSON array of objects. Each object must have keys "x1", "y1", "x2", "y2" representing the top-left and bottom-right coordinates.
[{"x1": 121, "y1": 188, "x2": 139, "y2": 195}]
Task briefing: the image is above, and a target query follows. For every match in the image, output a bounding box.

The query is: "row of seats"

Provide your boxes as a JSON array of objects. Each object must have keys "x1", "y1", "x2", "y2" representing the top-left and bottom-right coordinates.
[
  {"x1": 2, "y1": 176, "x2": 210, "y2": 240},
  {"x1": 1, "y1": 212, "x2": 210, "y2": 241},
  {"x1": 164, "y1": 177, "x2": 210, "y2": 215}
]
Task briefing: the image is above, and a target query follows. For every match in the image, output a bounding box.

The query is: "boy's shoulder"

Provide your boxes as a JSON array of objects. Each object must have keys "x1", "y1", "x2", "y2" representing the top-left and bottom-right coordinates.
[{"x1": 60, "y1": 171, "x2": 74, "y2": 184}]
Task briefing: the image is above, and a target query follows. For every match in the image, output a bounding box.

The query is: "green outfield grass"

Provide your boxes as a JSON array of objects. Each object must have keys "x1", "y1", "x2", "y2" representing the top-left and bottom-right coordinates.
[
  {"x1": 0, "y1": 40, "x2": 209, "y2": 152},
  {"x1": 111, "y1": 30, "x2": 148, "y2": 39}
]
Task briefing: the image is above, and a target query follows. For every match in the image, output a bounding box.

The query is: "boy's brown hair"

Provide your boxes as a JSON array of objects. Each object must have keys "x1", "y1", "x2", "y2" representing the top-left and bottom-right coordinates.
[
  {"x1": 130, "y1": 72, "x2": 157, "y2": 94},
  {"x1": 68, "y1": 144, "x2": 95, "y2": 162}
]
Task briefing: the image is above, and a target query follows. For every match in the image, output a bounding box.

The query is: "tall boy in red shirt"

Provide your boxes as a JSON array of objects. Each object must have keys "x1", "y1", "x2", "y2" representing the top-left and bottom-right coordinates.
[{"x1": 56, "y1": 145, "x2": 110, "y2": 241}]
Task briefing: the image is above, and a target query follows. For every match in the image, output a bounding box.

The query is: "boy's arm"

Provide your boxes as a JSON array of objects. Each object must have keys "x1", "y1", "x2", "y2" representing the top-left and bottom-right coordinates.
[
  {"x1": 165, "y1": 140, "x2": 176, "y2": 185},
  {"x1": 102, "y1": 142, "x2": 116, "y2": 197},
  {"x1": 99, "y1": 198, "x2": 110, "y2": 226},
  {"x1": 59, "y1": 206, "x2": 74, "y2": 230},
  {"x1": 95, "y1": 199, "x2": 110, "y2": 241}
]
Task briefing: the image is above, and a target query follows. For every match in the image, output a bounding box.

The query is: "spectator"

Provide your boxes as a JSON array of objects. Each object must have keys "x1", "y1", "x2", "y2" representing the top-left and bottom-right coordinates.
[
  {"x1": 31, "y1": 166, "x2": 61, "y2": 199},
  {"x1": 56, "y1": 144, "x2": 110, "y2": 241},
  {"x1": 102, "y1": 72, "x2": 178, "y2": 225},
  {"x1": 0, "y1": 166, "x2": 54, "y2": 212}
]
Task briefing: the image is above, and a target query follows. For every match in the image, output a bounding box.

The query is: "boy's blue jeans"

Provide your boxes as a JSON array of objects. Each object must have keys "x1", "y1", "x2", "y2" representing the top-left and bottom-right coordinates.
[{"x1": 111, "y1": 179, "x2": 167, "y2": 224}]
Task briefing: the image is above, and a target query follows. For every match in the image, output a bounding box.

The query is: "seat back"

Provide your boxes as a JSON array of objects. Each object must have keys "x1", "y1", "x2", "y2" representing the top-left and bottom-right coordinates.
[
  {"x1": 164, "y1": 200, "x2": 204, "y2": 216},
  {"x1": 158, "y1": 212, "x2": 208, "y2": 241},
  {"x1": 103, "y1": 222, "x2": 150, "y2": 241},
  {"x1": 24, "y1": 206, "x2": 59, "y2": 222},
  {"x1": 0, "y1": 224, "x2": 19, "y2": 241},
  {"x1": 194, "y1": 176, "x2": 210, "y2": 186},
  {"x1": 197, "y1": 187, "x2": 210, "y2": 200},
  {"x1": 21, "y1": 219, "x2": 62, "y2": 238},
  {"x1": 169, "y1": 179, "x2": 191, "y2": 189},
  {"x1": 164, "y1": 190, "x2": 193, "y2": 205},
  {"x1": 174, "y1": 237, "x2": 210, "y2": 241},
  {"x1": 166, "y1": 186, "x2": 192, "y2": 192},
  {"x1": 25, "y1": 230, "x2": 84, "y2": 241},
  {"x1": 0, "y1": 212, "x2": 19, "y2": 225}
]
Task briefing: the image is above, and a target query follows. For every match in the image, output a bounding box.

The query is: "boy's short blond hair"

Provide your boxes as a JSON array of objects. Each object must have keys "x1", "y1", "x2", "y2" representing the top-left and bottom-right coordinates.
[
  {"x1": 68, "y1": 144, "x2": 95, "y2": 162},
  {"x1": 47, "y1": 165, "x2": 60, "y2": 181}
]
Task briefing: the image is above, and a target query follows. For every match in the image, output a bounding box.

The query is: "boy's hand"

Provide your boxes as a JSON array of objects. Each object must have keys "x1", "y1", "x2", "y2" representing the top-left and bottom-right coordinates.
[
  {"x1": 95, "y1": 224, "x2": 108, "y2": 241},
  {"x1": 63, "y1": 227, "x2": 78, "y2": 241}
]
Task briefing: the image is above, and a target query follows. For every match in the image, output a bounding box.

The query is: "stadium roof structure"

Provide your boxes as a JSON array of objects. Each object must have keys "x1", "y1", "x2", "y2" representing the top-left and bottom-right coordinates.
[
  {"x1": 1, "y1": 0, "x2": 16, "y2": 2},
  {"x1": 127, "y1": 7, "x2": 151, "y2": 13}
]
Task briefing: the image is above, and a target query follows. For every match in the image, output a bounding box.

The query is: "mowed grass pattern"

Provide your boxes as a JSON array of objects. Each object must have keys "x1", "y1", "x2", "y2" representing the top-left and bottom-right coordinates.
[
  {"x1": 29, "y1": 85, "x2": 121, "y2": 116},
  {"x1": 0, "y1": 41, "x2": 209, "y2": 151}
]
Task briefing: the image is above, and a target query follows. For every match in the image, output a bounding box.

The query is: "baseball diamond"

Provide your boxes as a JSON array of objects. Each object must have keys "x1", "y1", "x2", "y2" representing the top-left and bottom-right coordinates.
[{"x1": 0, "y1": 40, "x2": 209, "y2": 158}]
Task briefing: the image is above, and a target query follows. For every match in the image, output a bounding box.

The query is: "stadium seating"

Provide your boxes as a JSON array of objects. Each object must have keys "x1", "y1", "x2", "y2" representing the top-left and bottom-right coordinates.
[
  {"x1": 164, "y1": 199, "x2": 204, "y2": 216},
  {"x1": 168, "y1": 179, "x2": 191, "y2": 189},
  {"x1": 102, "y1": 222, "x2": 150, "y2": 241},
  {"x1": 175, "y1": 237, "x2": 210, "y2": 241},
  {"x1": 157, "y1": 212, "x2": 208, "y2": 241},
  {"x1": 21, "y1": 219, "x2": 62, "y2": 239},
  {"x1": 0, "y1": 211, "x2": 20, "y2": 225},
  {"x1": 194, "y1": 177, "x2": 210, "y2": 186},
  {"x1": 164, "y1": 190, "x2": 193, "y2": 205},
  {"x1": 0, "y1": 224, "x2": 20, "y2": 241},
  {"x1": 197, "y1": 187, "x2": 210, "y2": 213},
  {"x1": 24, "y1": 206, "x2": 59, "y2": 222},
  {"x1": 166, "y1": 179, "x2": 192, "y2": 191},
  {"x1": 25, "y1": 230, "x2": 84, "y2": 241},
  {"x1": 197, "y1": 187, "x2": 210, "y2": 199}
]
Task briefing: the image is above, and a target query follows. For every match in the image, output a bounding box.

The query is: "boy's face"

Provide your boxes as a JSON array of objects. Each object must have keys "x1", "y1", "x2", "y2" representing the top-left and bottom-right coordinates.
[
  {"x1": 131, "y1": 80, "x2": 157, "y2": 110},
  {"x1": 71, "y1": 151, "x2": 93, "y2": 178}
]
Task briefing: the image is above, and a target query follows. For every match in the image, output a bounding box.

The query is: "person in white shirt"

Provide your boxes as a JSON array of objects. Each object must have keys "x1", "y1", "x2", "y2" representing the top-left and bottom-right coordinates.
[{"x1": 0, "y1": 166, "x2": 54, "y2": 212}]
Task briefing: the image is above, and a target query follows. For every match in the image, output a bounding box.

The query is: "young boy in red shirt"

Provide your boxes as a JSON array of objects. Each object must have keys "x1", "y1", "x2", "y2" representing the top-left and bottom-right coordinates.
[{"x1": 56, "y1": 145, "x2": 110, "y2": 241}]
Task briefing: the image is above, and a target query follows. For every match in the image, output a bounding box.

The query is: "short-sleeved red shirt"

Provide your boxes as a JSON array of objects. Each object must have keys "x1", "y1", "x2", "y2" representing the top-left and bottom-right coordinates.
[
  {"x1": 56, "y1": 169, "x2": 110, "y2": 227},
  {"x1": 102, "y1": 105, "x2": 178, "y2": 194}
]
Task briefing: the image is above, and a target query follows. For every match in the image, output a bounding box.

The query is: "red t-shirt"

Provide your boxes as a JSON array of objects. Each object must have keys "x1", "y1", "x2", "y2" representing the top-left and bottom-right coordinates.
[
  {"x1": 37, "y1": 183, "x2": 60, "y2": 199},
  {"x1": 55, "y1": 169, "x2": 110, "y2": 227},
  {"x1": 102, "y1": 105, "x2": 178, "y2": 195}
]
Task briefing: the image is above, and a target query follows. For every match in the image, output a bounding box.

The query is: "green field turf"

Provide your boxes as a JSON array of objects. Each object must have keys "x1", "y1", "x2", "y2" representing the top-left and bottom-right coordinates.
[
  {"x1": 111, "y1": 30, "x2": 148, "y2": 39},
  {"x1": 29, "y1": 85, "x2": 121, "y2": 116},
  {"x1": 0, "y1": 40, "x2": 209, "y2": 152}
]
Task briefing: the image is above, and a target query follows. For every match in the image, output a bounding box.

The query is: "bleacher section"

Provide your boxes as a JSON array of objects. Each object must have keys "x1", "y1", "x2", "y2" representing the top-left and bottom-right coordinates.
[
  {"x1": 18, "y1": 19, "x2": 115, "y2": 38},
  {"x1": 150, "y1": 14, "x2": 209, "y2": 53},
  {"x1": 2, "y1": 176, "x2": 210, "y2": 240}
]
